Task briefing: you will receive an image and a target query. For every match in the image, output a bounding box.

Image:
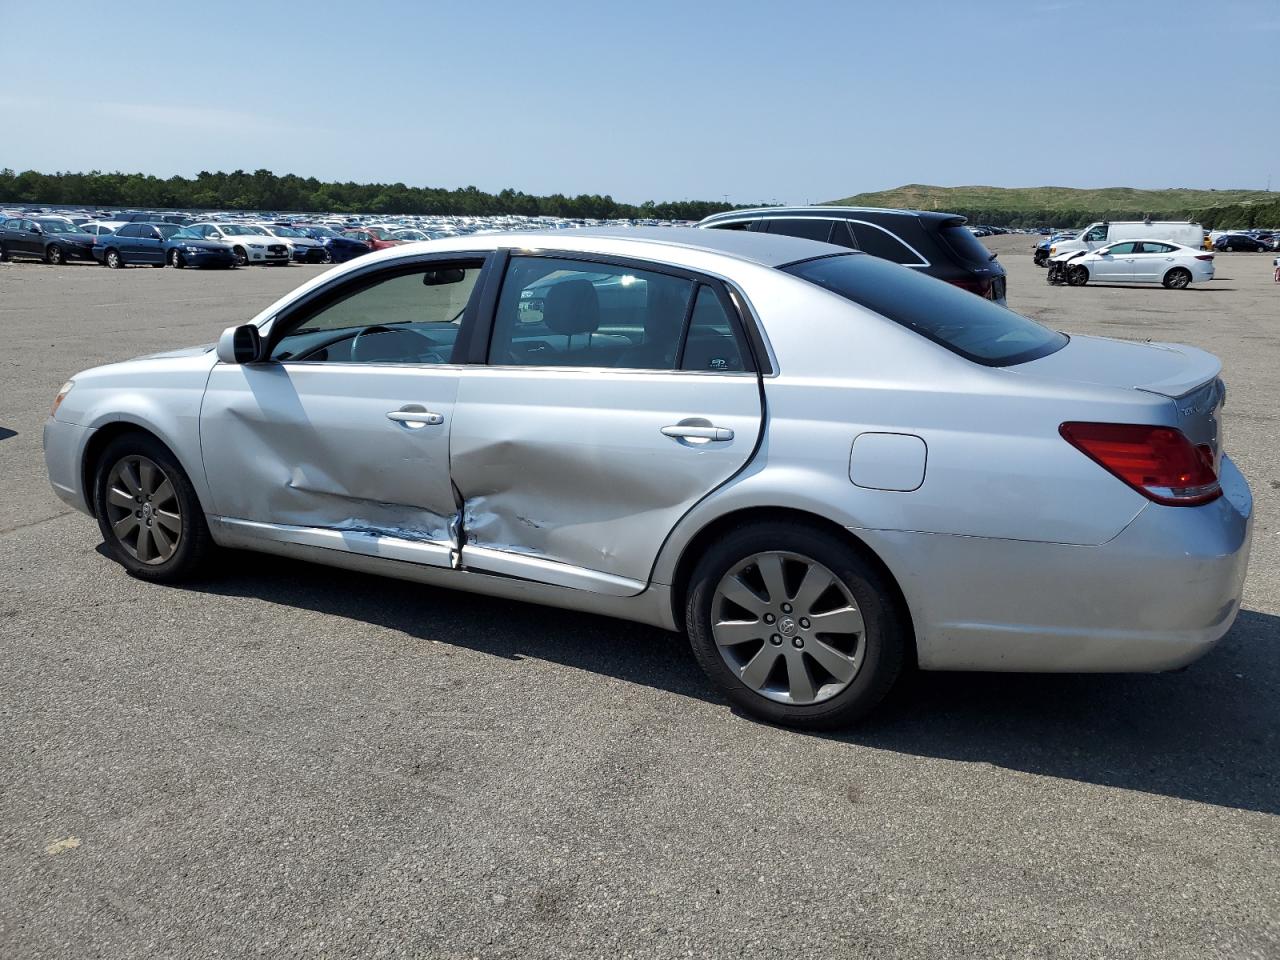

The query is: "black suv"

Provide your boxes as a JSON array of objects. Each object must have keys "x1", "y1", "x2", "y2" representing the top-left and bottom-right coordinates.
[{"x1": 698, "y1": 206, "x2": 1007, "y2": 303}]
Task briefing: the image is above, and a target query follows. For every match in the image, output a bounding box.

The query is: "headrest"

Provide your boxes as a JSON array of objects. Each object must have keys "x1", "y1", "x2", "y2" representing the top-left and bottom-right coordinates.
[{"x1": 542, "y1": 279, "x2": 599, "y2": 336}]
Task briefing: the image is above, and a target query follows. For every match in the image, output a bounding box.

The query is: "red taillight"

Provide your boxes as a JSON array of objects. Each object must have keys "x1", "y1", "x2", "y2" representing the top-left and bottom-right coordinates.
[
  {"x1": 1195, "y1": 254, "x2": 1214, "y2": 261},
  {"x1": 949, "y1": 278, "x2": 994, "y2": 298},
  {"x1": 1059, "y1": 422, "x2": 1221, "y2": 506}
]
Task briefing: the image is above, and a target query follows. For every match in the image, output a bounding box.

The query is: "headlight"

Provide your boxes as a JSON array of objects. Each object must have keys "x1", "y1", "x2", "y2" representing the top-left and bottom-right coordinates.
[
  {"x1": 184, "y1": 246, "x2": 205, "y2": 254},
  {"x1": 51, "y1": 380, "x2": 75, "y2": 417},
  {"x1": 1049, "y1": 246, "x2": 1056, "y2": 254},
  {"x1": 248, "y1": 243, "x2": 266, "y2": 249}
]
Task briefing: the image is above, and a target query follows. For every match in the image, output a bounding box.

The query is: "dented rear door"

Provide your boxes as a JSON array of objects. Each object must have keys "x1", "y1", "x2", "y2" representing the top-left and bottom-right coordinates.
[{"x1": 448, "y1": 367, "x2": 763, "y2": 592}]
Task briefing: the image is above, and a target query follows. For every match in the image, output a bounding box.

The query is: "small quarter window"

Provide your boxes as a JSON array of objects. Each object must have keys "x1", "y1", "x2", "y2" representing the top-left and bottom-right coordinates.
[
  {"x1": 848, "y1": 222, "x2": 925, "y2": 265},
  {"x1": 681, "y1": 284, "x2": 750, "y2": 373}
]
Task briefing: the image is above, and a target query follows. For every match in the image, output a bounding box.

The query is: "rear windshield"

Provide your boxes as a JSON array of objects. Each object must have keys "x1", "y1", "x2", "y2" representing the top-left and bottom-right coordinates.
[
  {"x1": 938, "y1": 221, "x2": 996, "y2": 267},
  {"x1": 782, "y1": 254, "x2": 1067, "y2": 366}
]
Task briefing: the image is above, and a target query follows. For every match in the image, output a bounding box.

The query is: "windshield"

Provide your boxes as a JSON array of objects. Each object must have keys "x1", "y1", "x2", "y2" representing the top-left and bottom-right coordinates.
[
  {"x1": 782, "y1": 254, "x2": 1068, "y2": 367},
  {"x1": 154, "y1": 224, "x2": 181, "y2": 238},
  {"x1": 271, "y1": 226, "x2": 302, "y2": 237},
  {"x1": 221, "y1": 224, "x2": 266, "y2": 236},
  {"x1": 172, "y1": 227, "x2": 202, "y2": 240},
  {"x1": 304, "y1": 226, "x2": 339, "y2": 238},
  {"x1": 394, "y1": 230, "x2": 428, "y2": 240},
  {"x1": 37, "y1": 219, "x2": 77, "y2": 233}
]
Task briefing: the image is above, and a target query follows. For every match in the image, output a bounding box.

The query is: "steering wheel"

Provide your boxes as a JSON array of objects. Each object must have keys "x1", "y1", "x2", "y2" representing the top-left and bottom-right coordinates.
[{"x1": 350, "y1": 324, "x2": 441, "y2": 363}]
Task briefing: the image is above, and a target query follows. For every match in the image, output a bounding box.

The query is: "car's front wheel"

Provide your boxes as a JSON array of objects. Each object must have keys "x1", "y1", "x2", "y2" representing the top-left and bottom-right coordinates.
[
  {"x1": 93, "y1": 433, "x2": 213, "y2": 582},
  {"x1": 1163, "y1": 267, "x2": 1192, "y2": 289},
  {"x1": 322, "y1": 248, "x2": 334, "y2": 263},
  {"x1": 685, "y1": 522, "x2": 906, "y2": 729},
  {"x1": 1067, "y1": 264, "x2": 1089, "y2": 286},
  {"x1": 233, "y1": 246, "x2": 248, "y2": 266},
  {"x1": 169, "y1": 249, "x2": 185, "y2": 268},
  {"x1": 46, "y1": 244, "x2": 66, "y2": 265}
]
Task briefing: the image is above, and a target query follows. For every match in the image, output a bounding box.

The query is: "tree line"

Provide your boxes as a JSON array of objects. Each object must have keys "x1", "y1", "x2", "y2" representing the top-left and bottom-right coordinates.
[{"x1": 0, "y1": 168, "x2": 744, "y2": 221}]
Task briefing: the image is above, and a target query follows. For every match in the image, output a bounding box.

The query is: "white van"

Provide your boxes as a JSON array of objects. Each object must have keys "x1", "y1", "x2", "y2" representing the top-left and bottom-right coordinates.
[{"x1": 1050, "y1": 221, "x2": 1204, "y2": 256}]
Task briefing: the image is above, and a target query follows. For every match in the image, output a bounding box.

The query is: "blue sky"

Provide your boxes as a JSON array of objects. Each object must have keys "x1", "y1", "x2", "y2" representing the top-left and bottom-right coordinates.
[{"x1": 1, "y1": 0, "x2": 1277, "y2": 203}]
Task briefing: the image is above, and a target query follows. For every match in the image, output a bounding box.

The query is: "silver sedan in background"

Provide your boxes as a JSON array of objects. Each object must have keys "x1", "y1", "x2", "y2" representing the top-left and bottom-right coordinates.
[{"x1": 43, "y1": 229, "x2": 1253, "y2": 728}]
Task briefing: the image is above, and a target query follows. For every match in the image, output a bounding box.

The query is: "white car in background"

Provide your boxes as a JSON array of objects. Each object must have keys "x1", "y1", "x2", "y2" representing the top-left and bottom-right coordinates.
[
  {"x1": 188, "y1": 223, "x2": 290, "y2": 266},
  {"x1": 254, "y1": 224, "x2": 327, "y2": 263},
  {"x1": 80, "y1": 221, "x2": 126, "y2": 240},
  {"x1": 1050, "y1": 240, "x2": 1214, "y2": 289}
]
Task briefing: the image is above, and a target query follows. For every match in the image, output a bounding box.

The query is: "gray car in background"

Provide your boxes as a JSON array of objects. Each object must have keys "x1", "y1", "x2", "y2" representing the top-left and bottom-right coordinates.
[{"x1": 42, "y1": 229, "x2": 1252, "y2": 728}]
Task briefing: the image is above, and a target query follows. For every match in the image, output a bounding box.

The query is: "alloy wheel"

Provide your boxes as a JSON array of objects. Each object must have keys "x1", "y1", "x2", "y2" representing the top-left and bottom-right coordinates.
[
  {"x1": 711, "y1": 551, "x2": 865, "y2": 705},
  {"x1": 103, "y1": 455, "x2": 182, "y2": 564},
  {"x1": 106, "y1": 250, "x2": 121, "y2": 269},
  {"x1": 47, "y1": 245, "x2": 65, "y2": 265}
]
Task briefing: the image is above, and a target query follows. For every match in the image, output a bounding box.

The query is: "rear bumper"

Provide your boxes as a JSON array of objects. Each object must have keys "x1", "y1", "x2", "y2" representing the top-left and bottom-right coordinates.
[
  {"x1": 43, "y1": 417, "x2": 95, "y2": 516},
  {"x1": 858, "y1": 455, "x2": 1253, "y2": 672}
]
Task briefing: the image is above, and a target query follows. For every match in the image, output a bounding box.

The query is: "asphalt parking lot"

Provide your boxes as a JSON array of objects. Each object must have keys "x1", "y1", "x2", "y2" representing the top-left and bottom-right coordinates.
[{"x1": 1, "y1": 239, "x2": 1277, "y2": 959}]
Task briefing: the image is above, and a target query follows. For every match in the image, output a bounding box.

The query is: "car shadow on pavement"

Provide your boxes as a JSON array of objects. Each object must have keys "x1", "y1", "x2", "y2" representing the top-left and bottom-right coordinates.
[
  {"x1": 0, "y1": 427, "x2": 16, "y2": 441},
  {"x1": 839, "y1": 608, "x2": 1279, "y2": 816},
  {"x1": 174, "y1": 550, "x2": 1277, "y2": 817}
]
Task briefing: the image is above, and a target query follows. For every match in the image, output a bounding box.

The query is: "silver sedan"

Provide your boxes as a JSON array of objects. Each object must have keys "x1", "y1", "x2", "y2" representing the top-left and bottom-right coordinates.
[{"x1": 43, "y1": 228, "x2": 1253, "y2": 728}]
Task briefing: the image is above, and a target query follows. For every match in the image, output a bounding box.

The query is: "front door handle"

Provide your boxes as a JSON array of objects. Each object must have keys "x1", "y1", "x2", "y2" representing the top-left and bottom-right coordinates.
[
  {"x1": 387, "y1": 408, "x2": 444, "y2": 427},
  {"x1": 661, "y1": 424, "x2": 734, "y2": 442}
]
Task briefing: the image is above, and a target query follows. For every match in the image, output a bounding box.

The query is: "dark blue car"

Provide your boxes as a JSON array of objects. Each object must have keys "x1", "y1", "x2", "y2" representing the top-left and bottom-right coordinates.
[
  {"x1": 93, "y1": 222, "x2": 184, "y2": 268},
  {"x1": 163, "y1": 227, "x2": 239, "y2": 269},
  {"x1": 1033, "y1": 233, "x2": 1075, "y2": 267},
  {"x1": 292, "y1": 224, "x2": 369, "y2": 263}
]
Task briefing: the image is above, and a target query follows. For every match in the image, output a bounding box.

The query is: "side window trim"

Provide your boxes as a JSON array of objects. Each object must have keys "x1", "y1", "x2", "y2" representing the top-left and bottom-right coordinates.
[
  {"x1": 474, "y1": 249, "x2": 766, "y2": 375},
  {"x1": 263, "y1": 251, "x2": 495, "y2": 365},
  {"x1": 847, "y1": 220, "x2": 931, "y2": 267}
]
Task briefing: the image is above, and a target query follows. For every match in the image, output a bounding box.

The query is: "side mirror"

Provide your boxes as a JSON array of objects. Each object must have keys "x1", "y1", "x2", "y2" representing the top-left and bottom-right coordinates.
[{"x1": 216, "y1": 324, "x2": 263, "y2": 364}]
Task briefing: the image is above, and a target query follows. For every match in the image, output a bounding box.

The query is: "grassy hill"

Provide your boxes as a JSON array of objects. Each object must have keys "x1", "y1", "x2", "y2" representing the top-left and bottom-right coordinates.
[{"x1": 825, "y1": 184, "x2": 1276, "y2": 227}]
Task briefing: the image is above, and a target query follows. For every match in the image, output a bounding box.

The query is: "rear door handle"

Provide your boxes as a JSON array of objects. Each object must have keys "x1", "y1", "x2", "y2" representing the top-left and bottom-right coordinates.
[
  {"x1": 387, "y1": 408, "x2": 444, "y2": 427},
  {"x1": 661, "y1": 424, "x2": 734, "y2": 442}
]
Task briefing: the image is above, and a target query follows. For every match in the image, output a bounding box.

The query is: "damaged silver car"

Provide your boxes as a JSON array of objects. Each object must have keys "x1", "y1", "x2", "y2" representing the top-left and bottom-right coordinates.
[{"x1": 44, "y1": 228, "x2": 1252, "y2": 728}]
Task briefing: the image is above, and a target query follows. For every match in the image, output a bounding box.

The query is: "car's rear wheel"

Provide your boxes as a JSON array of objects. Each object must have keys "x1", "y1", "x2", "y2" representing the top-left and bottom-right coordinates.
[
  {"x1": 685, "y1": 522, "x2": 906, "y2": 729},
  {"x1": 233, "y1": 246, "x2": 248, "y2": 266},
  {"x1": 1163, "y1": 267, "x2": 1192, "y2": 289},
  {"x1": 1067, "y1": 264, "x2": 1089, "y2": 286},
  {"x1": 46, "y1": 244, "x2": 65, "y2": 265},
  {"x1": 170, "y1": 249, "x2": 185, "y2": 268},
  {"x1": 104, "y1": 248, "x2": 123, "y2": 269},
  {"x1": 93, "y1": 434, "x2": 213, "y2": 582}
]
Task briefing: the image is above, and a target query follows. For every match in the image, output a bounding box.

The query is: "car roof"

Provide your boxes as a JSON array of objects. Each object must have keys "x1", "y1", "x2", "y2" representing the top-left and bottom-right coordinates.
[
  {"x1": 497, "y1": 226, "x2": 850, "y2": 268},
  {"x1": 700, "y1": 205, "x2": 965, "y2": 225}
]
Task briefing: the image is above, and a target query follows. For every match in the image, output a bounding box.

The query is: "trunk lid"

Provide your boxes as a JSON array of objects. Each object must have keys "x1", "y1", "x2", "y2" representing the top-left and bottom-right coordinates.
[{"x1": 1013, "y1": 334, "x2": 1226, "y2": 465}]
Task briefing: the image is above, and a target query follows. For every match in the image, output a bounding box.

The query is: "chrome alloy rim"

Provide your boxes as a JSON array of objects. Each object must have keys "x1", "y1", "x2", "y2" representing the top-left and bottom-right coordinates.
[
  {"x1": 711, "y1": 551, "x2": 865, "y2": 705},
  {"x1": 104, "y1": 456, "x2": 182, "y2": 564}
]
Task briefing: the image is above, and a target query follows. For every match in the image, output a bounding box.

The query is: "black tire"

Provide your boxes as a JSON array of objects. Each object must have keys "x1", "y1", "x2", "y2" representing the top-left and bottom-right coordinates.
[
  {"x1": 0, "y1": 241, "x2": 7, "y2": 262},
  {"x1": 1067, "y1": 264, "x2": 1089, "y2": 286},
  {"x1": 46, "y1": 244, "x2": 66, "y2": 265},
  {"x1": 322, "y1": 248, "x2": 334, "y2": 264},
  {"x1": 92, "y1": 433, "x2": 214, "y2": 583},
  {"x1": 685, "y1": 521, "x2": 907, "y2": 730},
  {"x1": 169, "y1": 249, "x2": 185, "y2": 268},
  {"x1": 233, "y1": 246, "x2": 248, "y2": 266},
  {"x1": 1163, "y1": 268, "x2": 1192, "y2": 290},
  {"x1": 105, "y1": 248, "x2": 124, "y2": 269}
]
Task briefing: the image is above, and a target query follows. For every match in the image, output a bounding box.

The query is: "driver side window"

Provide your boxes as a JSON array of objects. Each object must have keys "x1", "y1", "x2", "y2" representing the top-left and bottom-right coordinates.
[
  {"x1": 1085, "y1": 227, "x2": 1107, "y2": 242},
  {"x1": 271, "y1": 261, "x2": 484, "y2": 364}
]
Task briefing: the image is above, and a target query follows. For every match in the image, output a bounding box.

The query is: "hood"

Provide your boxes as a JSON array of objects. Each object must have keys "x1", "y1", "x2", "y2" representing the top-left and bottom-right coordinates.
[
  {"x1": 171, "y1": 238, "x2": 234, "y2": 251},
  {"x1": 1012, "y1": 334, "x2": 1221, "y2": 399},
  {"x1": 132, "y1": 343, "x2": 216, "y2": 360}
]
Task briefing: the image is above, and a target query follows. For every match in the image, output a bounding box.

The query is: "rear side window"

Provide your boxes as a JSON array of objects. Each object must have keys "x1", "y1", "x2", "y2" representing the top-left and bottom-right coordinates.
[
  {"x1": 682, "y1": 285, "x2": 750, "y2": 372},
  {"x1": 117, "y1": 224, "x2": 142, "y2": 237},
  {"x1": 782, "y1": 254, "x2": 1067, "y2": 367},
  {"x1": 765, "y1": 218, "x2": 834, "y2": 243},
  {"x1": 937, "y1": 221, "x2": 996, "y2": 267},
  {"x1": 848, "y1": 222, "x2": 925, "y2": 265}
]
